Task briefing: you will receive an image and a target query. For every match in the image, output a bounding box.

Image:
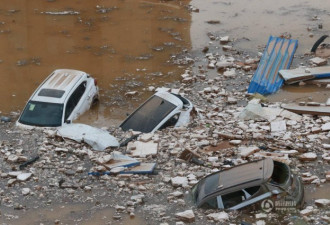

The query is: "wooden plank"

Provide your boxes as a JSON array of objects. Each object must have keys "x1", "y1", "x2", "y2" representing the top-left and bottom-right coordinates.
[
  {"x1": 103, "y1": 160, "x2": 140, "y2": 170},
  {"x1": 279, "y1": 66, "x2": 330, "y2": 84},
  {"x1": 281, "y1": 103, "x2": 330, "y2": 116}
]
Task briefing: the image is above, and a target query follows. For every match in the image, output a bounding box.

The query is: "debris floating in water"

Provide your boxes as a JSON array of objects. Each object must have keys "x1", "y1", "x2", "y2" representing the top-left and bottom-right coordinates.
[{"x1": 40, "y1": 11, "x2": 80, "y2": 15}]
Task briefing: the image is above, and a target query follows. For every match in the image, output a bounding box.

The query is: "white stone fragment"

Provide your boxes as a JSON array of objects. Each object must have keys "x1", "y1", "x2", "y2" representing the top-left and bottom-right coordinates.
[
  {"x1": 127, "y1": 141, "x2": 158, "y2": 157},
  {"x1": 238, "y1": 146, "x2": 260, "y2": 158},
  {"x1": 309, "y1": 57, "x2": 327, "y2": 66},
  {"x1": 321, "y1": 122, "x2": 330, "y2": 131},
  {"x1": 207, "y1": 212, "x2": 229, "y2": 222},
  {"x1": 215, "y1": 61, "x2": 233, "y2": 69},
  {"x1": 271, "y1": 120, "x2": 286, "y2": 132},
  {"x1": 299, "y1": 152, "x2": 317, "y2": 161},
  {"x1": 223, "y1": 69, "x2": 236, "y2": 77},
  {"x1": 175, "y1": 210, "x2": 195, "y2": 222},
  {"x1": 22, "y1": 188, "x2": 31, "y2": 195},
  {"x1": 7, "y1": 155, "x2": 19, "y2": 163},
  {"x1": 17, "y1": 173, "x2": 32, "y2": 181},
  {"x1": 300, "y1": 206, "x2": 314, "y2": 216},
  {"x1": 220, "y1": 36, "x2": 229, "y2": 43},
  {"x1": 315, "y1": 199, "x2": 330, "y2": 207},
  {"x1": 171, "y1": 176, "x2": 188, "y2": 187},
  {"x1": 229, "y1": 140, "x2": 241, "y2": 145},
  {"x1": 125, "y1": 91, "x2": 138, "y2": 96},
  {"x1": 139, "y1": 133, "x2": 153, "y2": 142}
]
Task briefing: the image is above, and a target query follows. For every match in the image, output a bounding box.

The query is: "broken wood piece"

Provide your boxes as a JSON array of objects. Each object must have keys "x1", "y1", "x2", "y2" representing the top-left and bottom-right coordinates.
[
  {"x1": 279, "y1": 66, "x2": 330, "y2": 84},
  {"x1": 281, "y1": 103, "x2": 330, "y2": 116},
  {"x1": 216, "y1": 132, "x2": 244, "y2": 140},
  {"x1": 120, "y1": 163, "x2": 157, "y2": 174}
]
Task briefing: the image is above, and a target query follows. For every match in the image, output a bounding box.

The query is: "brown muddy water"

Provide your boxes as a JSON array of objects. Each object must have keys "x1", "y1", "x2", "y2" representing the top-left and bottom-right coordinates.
[
  {"x1": 0, "y1": 0, "x2": 191, "y2": 126},
  {"x1": 7, "y1": 203, "x2": 145, "y2": 225},
  {"x1": 0, "y1": 0, "x2": 329, "y2": 126}
]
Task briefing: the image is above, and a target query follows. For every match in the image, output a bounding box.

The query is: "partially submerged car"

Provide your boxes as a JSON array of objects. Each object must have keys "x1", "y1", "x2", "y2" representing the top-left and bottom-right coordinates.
[
  {"x1": 191, "y1": 158, "x2": 304, "y2": 210},
  {"x1": 120, "y1": 91, "x2": 193, "y2": 133},
  {"x1": 17, "y1": 69, "x2": 99, "y2": 128}
]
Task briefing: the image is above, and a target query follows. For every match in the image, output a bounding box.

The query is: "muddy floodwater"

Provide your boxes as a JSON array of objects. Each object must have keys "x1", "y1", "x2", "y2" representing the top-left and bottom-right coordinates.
[
  {"x1": 0, "y1": 0, "x2": 191, "y2": 126},
  {"x1": 0, "y1": 0, "x2": 329, "y2": 126}
]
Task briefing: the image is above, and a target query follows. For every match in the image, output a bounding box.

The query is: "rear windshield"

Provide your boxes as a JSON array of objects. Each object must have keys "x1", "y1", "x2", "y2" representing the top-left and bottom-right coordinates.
[
  {"x1": 120, "y1": 96, "x2": 177, "y2": 133},
  {"x1": 19, "y1": 101, "x2": 64, "y2": 127}
]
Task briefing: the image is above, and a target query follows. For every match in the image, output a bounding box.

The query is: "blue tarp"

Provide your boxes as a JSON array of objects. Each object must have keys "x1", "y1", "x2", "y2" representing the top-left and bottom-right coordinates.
[{"x1": 248, "y1": 36, "x2": 298, "y2": 95}]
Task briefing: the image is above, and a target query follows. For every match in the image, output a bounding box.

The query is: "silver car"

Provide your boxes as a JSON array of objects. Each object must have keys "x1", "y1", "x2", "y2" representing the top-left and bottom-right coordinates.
[{"x1": 191, "y1": 158, "x2": 304, "y2": 211}]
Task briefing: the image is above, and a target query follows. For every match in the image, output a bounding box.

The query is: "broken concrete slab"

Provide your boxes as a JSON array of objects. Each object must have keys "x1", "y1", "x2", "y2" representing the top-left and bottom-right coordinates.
[
  {"x1": 299, "y1": 152, "x2": 317, "y2": 161},
  {"x1": 239, "y1": 100, "x2": 282, "y2": 122},
  {"x1": 207, "y1": 212, "x2": 229, "y2": 222},
  {"x1": 309, "y1": 57, "x2": 328, "y2": 66},
  {"x1": 127, "y1": 141, "x2": 158, "y2": 157},
  {"x1": 254, "y1": 152, "x2": 292, "y2": 165},
  {"x1": 171, "y1": 176, "x2": 188, "y2": 187},
  {"x1": 315, "y1": 199, "x2": 330, "y2": 207},
  {"x1": 321, "y1": 122, "x2": 330, "y2": 131},
  {"x1": 238, "y1": 146, "x2": 260, "y2": 158},
  {"x1": 271, "y1": 120, "x2": 287, "y2": 133},
  {"x1": 139, "y1": 133, "x2": 153, "y2": 142}
]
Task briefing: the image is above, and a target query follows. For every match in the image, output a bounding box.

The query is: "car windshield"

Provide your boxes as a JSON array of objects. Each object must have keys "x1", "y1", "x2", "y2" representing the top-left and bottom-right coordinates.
[
  {"x1": 19, "y1": 101, "x2": 64, "y2": 127},
  {"x1": 192, "y1": 172, "x2": 220, "y2": 205},
  {"x1": 120, "y1": 95, "x2": 177, "y2": 133}
]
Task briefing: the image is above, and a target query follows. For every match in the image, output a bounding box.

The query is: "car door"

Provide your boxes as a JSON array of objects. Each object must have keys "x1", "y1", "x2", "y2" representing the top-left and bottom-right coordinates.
[{"x1": 64, "y1": 81, "x2": 87, "y2": 123}]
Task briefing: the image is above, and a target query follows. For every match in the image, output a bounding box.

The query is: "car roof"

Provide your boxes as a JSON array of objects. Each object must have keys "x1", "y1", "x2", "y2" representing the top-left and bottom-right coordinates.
[
  {"x1": 154, "y1": 91, "x2": 185, "y2": 107},
  {"x1": 217, "y1": 158, "x2": 274, "y2": 191},
  {"x1": 30, "y1": 69, "x2": 87, "y2": 104},
  {"x1": 197, "y1": 158, "x2": 275, "y2": 201}
]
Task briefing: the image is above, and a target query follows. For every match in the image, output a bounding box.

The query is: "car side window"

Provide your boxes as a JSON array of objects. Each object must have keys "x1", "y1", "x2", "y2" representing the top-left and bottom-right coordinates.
[
  {"x1": 200, "y1": 197, "x2": 217, "y2": 209},
  {"x1": 64, "y1": 81, "x2": 87, "y2": 121},
  {"x1": 159, "y1": 113, "x2": 180, "y2": 130},
  {"x1": 221, "y1": 190, "x2": 246, "y2": 208}
]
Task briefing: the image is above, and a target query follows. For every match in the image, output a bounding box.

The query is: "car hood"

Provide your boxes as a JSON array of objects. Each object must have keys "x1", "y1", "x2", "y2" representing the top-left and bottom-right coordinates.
[{"x1": 56, "y1": 123, "x2": 119, "y2": 150}]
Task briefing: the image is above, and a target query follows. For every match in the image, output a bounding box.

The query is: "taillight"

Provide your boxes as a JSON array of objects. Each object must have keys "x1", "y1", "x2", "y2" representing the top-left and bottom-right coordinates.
[{"x1": 94, "y1": 79, "x2": 98, "y2": 86}]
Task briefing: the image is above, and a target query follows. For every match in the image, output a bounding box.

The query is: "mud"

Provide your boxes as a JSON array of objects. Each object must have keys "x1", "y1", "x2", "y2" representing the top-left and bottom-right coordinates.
[{"x1": 6, "y1": 203, "x2": 145, "y2": 225}]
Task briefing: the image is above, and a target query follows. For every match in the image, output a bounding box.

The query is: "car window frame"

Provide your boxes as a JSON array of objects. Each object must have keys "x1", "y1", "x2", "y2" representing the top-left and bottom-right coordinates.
[{"x1": 64, "y1": 81, "x2": 87, "y2": 121}]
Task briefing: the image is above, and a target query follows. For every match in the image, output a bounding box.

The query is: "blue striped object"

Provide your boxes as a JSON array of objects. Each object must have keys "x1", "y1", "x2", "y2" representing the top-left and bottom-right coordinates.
[{"x1": 248, "y1": 36, "x2": 298, "y2": 95}]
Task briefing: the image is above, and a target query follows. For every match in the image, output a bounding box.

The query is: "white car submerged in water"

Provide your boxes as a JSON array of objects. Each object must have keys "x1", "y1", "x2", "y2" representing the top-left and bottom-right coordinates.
[
  {"x1": 120, "y1": 91, "x2": 193, "y2": 133},
  {"x1": 17, "y1": 69, "x2": 99, "y2": 128}
]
